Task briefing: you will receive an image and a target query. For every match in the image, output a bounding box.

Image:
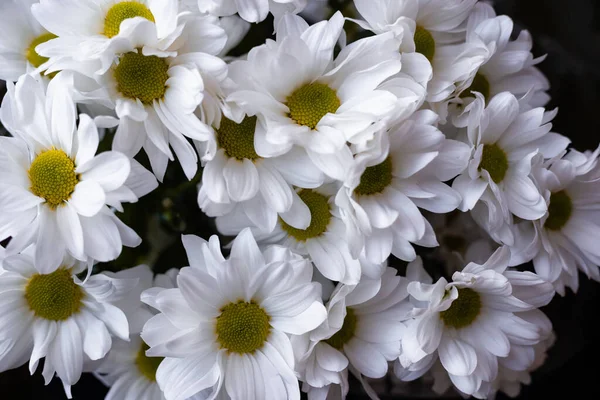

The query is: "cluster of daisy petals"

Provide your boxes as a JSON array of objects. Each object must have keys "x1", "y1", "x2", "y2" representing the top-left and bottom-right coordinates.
[{"x1": 0, "y1": 0, "x2": 598, "y2": 399}]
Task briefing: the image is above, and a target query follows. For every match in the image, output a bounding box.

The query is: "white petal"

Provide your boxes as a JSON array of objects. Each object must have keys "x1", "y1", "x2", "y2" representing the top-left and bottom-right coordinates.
[
  {"x1": 438, "y1": 337, "x2": 477, "y2": 376},
  {"x1": 56, "y1": 203, "x2": 85, "y2": 260},
  {"x1": 344, "y1": 339, "x2": 388, "y2": 378},
  {"x1": 69, "y1": 181, "x2": 106, "y2": 217},
  {"x1": 78, "y1": 152, "x2": 131, "y2": 192},
  {"x1": 49, "y1": 319, "x2": 83, "y2": 387},
  {"x1": 223, "y1": 158, "x2": 260, "y2": 202},
  {"x1": 279, "y1": 189, "x2": 311, "y2": 230},
  {"x1": 74, "y1": 113, "x2": 99, "y2": 166}
]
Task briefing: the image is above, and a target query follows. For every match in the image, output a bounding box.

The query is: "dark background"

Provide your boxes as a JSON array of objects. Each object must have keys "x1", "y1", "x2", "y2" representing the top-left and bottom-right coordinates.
[{"x1": 1, "y1": 0, "x2": 600, "y2": 398}]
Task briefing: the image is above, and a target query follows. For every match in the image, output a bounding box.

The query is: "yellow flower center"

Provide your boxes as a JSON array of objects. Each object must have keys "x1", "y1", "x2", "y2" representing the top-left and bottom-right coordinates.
[
  {"x1": 26, "y1": 32, "x2": 58, "y2": 78},
  {"x1": 25, "y1": 268, "x2": 84, "y2": 321},
  {"x1": 286, "y1": 82, "x2": 341, "y2": 129},
  {"x1": 439, "y1": 288, "x2": 481, "y2": 329},
  {"x1": 216, "y1": 301, "x2": 271, "y2": 354},
  {"x1": 325, "y1": 307, "x2": 357, "y2": 349},
  {"x1": 461, "y1": 72, "x2": 490, "y2": 102},
  {"x1": 280, "y1": 189, "x2": 332, "y2": 241},
  {"x1": 136, "y1": 342, "x2": 163, "y2": 382},
  {"x1": 354, "y1": 157, "x2": 393, "y2": 196},
  {"x1": 479, "y1": 143, "x2": 508, "y2": 184},
  {"x1": 29, "y1": 149, "x2": 79, "y2": 209},
  {"x1": 414, "y1": 26, "x2": 435, "y2": 62},
  {"x1": 104, "y1": 1, "x2": 155, "y2": 38},
  {"x1": 544, "y1": 190, "x2": 573, "y2": 231},
  {"x1": 114, "y1": 51, "x2": 169, "y2": 105},
  {"x1": 217, "y1": 116, "x2": 260, "y2": 160}
]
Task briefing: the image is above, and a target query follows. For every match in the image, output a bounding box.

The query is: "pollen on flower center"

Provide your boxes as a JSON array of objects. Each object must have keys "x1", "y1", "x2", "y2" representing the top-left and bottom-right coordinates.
[
  {"x1": 136, "y1": 342, "x2": 163, "y2": 382},
  {"x1": 114, "y1": 51, "x2": 169, "y2": 105},
  {"x1": 286, "y1": 82, "x2": 341, "y2": 130},
  {"x1": 439, "y1": 288, "x2": 481, "y2": 329},
  {"x1": 25, "y1": 268, "x2": 84, "y2": 321},
  {"x1": 216, "y1": 301, "x2": 271, "y2": 354},
  {"x1": 479, "y1": 143, "x2": 508, "y2": 184},
  {"x1": 354, "y1": 157, "x2": 393, "y2": 196},
  {"x1": 29, "y1": 149, "x2": 79, "y2": 209},
  {"x1": 104, "y1": 1, "x2": 155, "y2": 38},
  {"x1": 544, "y1": 190, "x2": 573, "y2": 231},
  {"x1": 280, "y1": 189, "x2": 332, "y2": 241},
  {"x1": 217, "y1": 116, "x2": 260, "y2": 160},
  {"x1": 414, "y1": 26, "x2": 436, "y2": 62},
  {"x1": 326, "y1": 307, "x2": 357, "y2": 349},
  {"x1": 461, "y1": 72, "x2": 491, "y2": 102}
]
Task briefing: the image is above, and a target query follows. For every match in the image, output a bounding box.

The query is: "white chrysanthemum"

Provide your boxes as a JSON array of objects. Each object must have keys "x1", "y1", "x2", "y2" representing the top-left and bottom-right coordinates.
[
  {"x1": 94, "y1": 265, "x2": 199, "y2": 400},
  {"x1": 398, "y1": 259, "x2": 555, "y2": 399},
  {"x1": 140, "y1": 230, "x2": 327, "y2": 400},
  {"x1": 398, "y1": 247, "x2": 554, "y2": 397},
  {"x1": 450, "y1": 3, "x2": 549, "y2": 110},
  {"x1": 0, "y1": 251, "x2": 136, "y2": 398},
  {"x1": 0, "y1": 74, "x2": 157, "y2": 273},
  {"x1": 292, "y1": 267, "x2": 411, "y2": 399},
  {"x1": 336, "y1": 110, "x2": 467, "y2": 264},
  {"x1": 197, "y1": 115, "x2": 325, "y2": 233},
  {"x1": 228, "y1": 12, "x2": 424, "y2": 180},
  {"x1": 217, "y1": 183, "x2": 362, "y2": 285},
  {"x1": 197, "y1": 0, "x2": 307, "y2": 23},
  {"x1": 32, "y1": 0, "x2": 182, "y2": 75},
  {"x1": 64, "y1": 17, "x2": 230, "y2": 181},
  {"x1": 510, "y1": 148, "x2": 600, "y2": 295},
  {"x1": 0, "y1": 0, "x2": 59, "y2": 81},
  {"x1": 352, "y1": 0, "x2": 476, "y2": 92},
  {"x1": 452, "y1": 92, "x2": 569, "y2": 244}
]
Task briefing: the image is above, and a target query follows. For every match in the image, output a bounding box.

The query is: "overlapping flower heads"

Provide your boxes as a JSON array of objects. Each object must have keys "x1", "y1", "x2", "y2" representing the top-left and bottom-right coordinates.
[{"x1": 0, "y1": 0, "x2": 598, "y2": 399}]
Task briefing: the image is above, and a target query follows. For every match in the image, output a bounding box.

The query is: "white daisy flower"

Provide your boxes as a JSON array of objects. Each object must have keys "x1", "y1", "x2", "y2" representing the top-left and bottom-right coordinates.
[
  {"x1": 67, "y1": 16, "x2": 230, "y2": 181},
  {"x1": 0, "y1": 251, "x2": 137, "y2": 398},
  {"x1": 140, "y1": 230, "x2": 327, "y2": 400},
  {"x1": 336, "y1": 110, "x2": 467, "y2": 264},
  {"x1": 399, "y1": 247, "x2": 553, "y2": 397},
  {"x1": 31, "y1": 0, "x2": 182, "y2": 75},
  {"x1": 0, "y1": 74, "x2": 157, "y2": 273},
  {"x1": 452, "y1": 92, "x2": 569, "y2": 244},
  {"x1": 217, "y1": 183, "x2": 363, "y2": 285},
  {"x1": 197, "y1": 114, "x2": 325, "y2": 233},
  {"x1": 352, "y1": 0, "x2": 477, "y2": 91},
  {"x1": 292, "y1": 267, "x2": 411, "y2": 399},
  {"x1": 510, "y1": 148, "x2": 600, "y2": 295},
  {"x1": 404, "y1": 260, "x2": 556, "y2": 399},
  {"x1": 227, "y1": 12, "x2": 422, "y2": 180},
  {"x1": 197, "y1": 0, "x2": 307, "y2": 24},
  {"x1": 451, "y1": 3, "x2": 549, "y2": 109},
  {"x1": 0, "y1": 0, "x2": 58, "y2": 81},
  {"x1": 95, "y1": 265, "x2": 196, "y2": 400}
]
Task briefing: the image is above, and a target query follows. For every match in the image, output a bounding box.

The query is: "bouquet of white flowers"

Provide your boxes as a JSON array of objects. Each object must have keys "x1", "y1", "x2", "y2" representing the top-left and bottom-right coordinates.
[{"x1": 0, "y1": 0, "x2": 598, "y2": 399}]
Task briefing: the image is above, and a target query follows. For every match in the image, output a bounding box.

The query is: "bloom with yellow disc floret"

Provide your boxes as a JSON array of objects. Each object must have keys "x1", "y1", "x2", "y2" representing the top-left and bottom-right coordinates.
[
  {"x1": 0, "y1": 74, "x2": 157, "y2": 273},
  {"x1": 227, "y1": 12, "x2": 421, "y2": 180},
  {"x1": 140, "y1": 230, "x2": 327, "y2": 400},
  {"x1": 67, "y1": 16, "x2": 231, "y2": 181},
  {"x1": 0, "y1": 250, "x2": 138, "y2": 398},
  {"x1": 399, "y1": 247, "x2": 553, "y2": 397}
]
